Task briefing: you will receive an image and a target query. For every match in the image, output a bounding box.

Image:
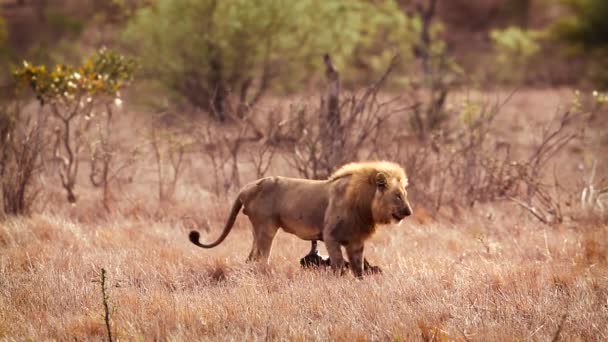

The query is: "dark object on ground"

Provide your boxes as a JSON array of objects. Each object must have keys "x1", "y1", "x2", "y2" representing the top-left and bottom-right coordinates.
[
  {"x1": 300, "y1": 241, "x2": 382, "y2": 274},
  {"x1": 300, "y1": 250, "x2": 331, "y2": 268}
]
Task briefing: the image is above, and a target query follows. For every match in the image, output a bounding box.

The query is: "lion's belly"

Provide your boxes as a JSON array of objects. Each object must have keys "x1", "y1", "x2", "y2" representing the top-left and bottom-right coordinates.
[
  {"x1": 271, "y1": 177, "x2": 329, "y2": 241},
  {"x1": 279, "y1": 218, "x2": 323, "y2": 241}
]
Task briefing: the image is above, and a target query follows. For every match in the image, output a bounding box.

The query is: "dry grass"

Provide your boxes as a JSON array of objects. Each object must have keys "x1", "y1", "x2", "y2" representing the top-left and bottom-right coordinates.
[
  {"x1": 1, "y1": 203, "x2": 606, "y2": 340},
  {"x1": 1, "y1": 89, "x2": 607, "y2": 340}
]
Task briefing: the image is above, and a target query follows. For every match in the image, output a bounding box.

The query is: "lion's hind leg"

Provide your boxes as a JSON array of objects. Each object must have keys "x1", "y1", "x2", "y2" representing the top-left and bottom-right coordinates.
[{"x1": 246, "y1": 219, "x2": 278, "y2": 263}]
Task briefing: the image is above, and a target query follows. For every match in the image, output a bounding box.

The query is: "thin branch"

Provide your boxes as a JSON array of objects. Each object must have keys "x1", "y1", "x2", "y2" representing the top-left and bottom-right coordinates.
[{"x1": 507, "y1": 196, "x2": 549, "y2": 224}]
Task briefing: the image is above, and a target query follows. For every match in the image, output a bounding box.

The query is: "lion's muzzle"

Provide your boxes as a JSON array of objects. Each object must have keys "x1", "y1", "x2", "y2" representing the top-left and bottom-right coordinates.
[
  {"x1": 393, "y1": 204, "x2": 412, "y2": 221},
  {"x1": 402, "y1": 204, "x2": 412, "y2": 217}
]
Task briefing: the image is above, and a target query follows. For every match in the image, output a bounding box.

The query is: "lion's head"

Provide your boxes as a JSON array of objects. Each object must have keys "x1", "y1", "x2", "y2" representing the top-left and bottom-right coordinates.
[
  {"x1": 370, "y1": 170, "x2": 412, "y2": 224},
  {"x1": 330, "y1": 161, "x2": 412, "y2": 225}
]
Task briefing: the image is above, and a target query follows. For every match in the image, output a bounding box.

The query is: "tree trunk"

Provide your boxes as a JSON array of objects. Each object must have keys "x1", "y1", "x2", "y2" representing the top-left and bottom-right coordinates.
[
  {"x1": 209, "y1": 52, "x2": 227, "y2": 122},
  {"x1": 36, "y1": 0, "x2": 47, "y2": 22},
  {"x1": 319, "y1": 54, "x2": 343, "y2": 177}
]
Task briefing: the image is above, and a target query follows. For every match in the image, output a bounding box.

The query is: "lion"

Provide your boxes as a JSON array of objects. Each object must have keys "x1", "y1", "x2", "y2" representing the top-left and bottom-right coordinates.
[{"x1": 189, "y1": 161, "x2": 412, "y2": 278}]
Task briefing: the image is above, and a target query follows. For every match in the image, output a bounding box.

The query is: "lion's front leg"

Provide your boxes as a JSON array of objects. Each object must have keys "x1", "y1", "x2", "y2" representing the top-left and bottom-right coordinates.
[
  {"x1": 363, "y1": 259, "x2": 382, "y2": 274},
  {"x1": 324, "y1": 238, "x2": 345, "y2": 274},
  {"x1": 345, "y1": 242, "x2": 364, "y2": 278}
]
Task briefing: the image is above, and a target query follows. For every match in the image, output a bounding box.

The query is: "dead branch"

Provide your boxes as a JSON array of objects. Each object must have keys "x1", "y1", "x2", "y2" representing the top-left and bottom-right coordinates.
[
  {"x1": 150, "y1": 128, "x2": 186, "y2": 203},
  {"x1": 507, "y1": 196, "x2": 550, "y2": 224},
  {"x1": 249, "y1": 141, "x2": 276, "y2": 179}
]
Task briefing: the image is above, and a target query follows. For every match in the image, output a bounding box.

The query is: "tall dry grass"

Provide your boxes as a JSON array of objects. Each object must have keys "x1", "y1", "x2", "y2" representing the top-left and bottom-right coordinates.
[
  {"x1": 1, "y1": 89, "x2": 606, "y2": 340},
  {"x1": 1, "y1": 203, "x2": 606, "y2": 340}
]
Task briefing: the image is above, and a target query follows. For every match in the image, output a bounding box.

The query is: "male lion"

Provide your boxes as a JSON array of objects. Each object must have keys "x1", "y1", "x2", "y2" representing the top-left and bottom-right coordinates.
[{"x1": 189, "y1": 161, "x2": 412, "y2": 278}]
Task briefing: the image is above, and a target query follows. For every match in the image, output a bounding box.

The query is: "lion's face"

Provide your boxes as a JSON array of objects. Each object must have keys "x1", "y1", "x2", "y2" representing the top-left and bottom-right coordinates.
[{"x1": 371, "y1": 172, "x2": 412, "y2": 225}]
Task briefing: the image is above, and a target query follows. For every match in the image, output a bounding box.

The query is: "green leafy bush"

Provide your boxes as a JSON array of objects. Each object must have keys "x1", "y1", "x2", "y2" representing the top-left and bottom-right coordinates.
[
  {"x1": 13, "y1": 48, "x2": 135, "y2": 204},
  {"x1": 0, "y1": 14, "x2": 6, "y2": 47},
  {"x1": 14, "y1": 48, "x2": 135, "y2": 103},
  {"x1": 124, "y1": 0, "x2": 415, "y2": 120},
  {"x1": 490, "y1": 26, "x2": 541, "y2": 83},
  {"x1": 551, "y1": 0, "x2": 608, "y2": 49},
  {"x1": 550, "y1": 0, "x2": 608, "y2": 86}
]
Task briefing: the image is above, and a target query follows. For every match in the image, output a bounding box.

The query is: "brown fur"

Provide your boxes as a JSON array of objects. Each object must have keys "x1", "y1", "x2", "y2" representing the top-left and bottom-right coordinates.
[{"x1": 189, "y1": 161, "x2": 412, "y2": 277}]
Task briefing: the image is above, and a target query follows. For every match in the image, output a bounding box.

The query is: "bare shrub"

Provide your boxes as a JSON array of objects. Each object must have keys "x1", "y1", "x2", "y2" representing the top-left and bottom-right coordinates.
[
  {"x1": 194, "y1": 122, "x2": 249, "y2": 197},
  {"x1": 13, "y1": 49, "x2": 135, "y2": 204},
  {"x1": 286, "y1": 55, "x2": 408, "y2": 179},
  {"x1": 89, "y1": 109, "x2": 142, "y2": 210},
  {"x1": 0, "y1": 95, "x2": 47, "y2": 216},
  {"x1": 436, "y1": 98, "x2": 512, "y2": 208},
  {"x1": 383, "y1": 95, "x2": 514, "y2": 212},
  {"x1": 89, "y1": 103, "x2": 140, "y2": 211},
  {"x1": 146, "y1": 115, "x2": 252, "y2": 204},
  {"x1": 385, "y1": 93, "x2": 583, "y2": 223},
  {"x1": 149, "y1": 128, "x2": 186, "y2": 203},
  {"x1": 248, "y1": 140, "x2": 275, "y2": 179},
  {"x1": 505, "y1": 110, "x2": 582, "y2": 224},
  {"x1": 51, "y1": 95, "x2": 134, "y2": 207}
]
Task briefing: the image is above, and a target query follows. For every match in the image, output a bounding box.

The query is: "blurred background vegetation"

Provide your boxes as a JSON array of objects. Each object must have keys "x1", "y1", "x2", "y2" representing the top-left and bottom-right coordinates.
[
  {"x1": 1, "y1": 0, "x2": 607, "y2": 106},
  {"x1": 1, "y1": 0, "x2": 607, "y2": 218}
]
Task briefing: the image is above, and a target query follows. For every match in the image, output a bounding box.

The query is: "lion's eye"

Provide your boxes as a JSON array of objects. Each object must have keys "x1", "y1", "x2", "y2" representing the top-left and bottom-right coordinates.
[{"x1": 395, "y1": 193, "x2": 403, "y2": 201}]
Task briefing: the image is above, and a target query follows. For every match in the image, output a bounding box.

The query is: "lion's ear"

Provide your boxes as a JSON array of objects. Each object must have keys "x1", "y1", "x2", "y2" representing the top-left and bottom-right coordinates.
[{"x1": 375, "y1": 172, "x2": 388, "y2": 190}]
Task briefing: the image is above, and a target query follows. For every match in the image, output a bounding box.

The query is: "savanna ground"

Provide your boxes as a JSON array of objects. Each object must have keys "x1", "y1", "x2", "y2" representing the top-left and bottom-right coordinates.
[{"x1": 1, "y1": 89, "x2": 607, "y2": 341}]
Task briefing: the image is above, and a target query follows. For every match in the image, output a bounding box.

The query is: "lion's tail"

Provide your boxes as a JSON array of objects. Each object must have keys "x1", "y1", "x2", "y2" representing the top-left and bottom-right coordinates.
[{"x1": 189, "y1": 197, "x2": 243, "y2": 249}]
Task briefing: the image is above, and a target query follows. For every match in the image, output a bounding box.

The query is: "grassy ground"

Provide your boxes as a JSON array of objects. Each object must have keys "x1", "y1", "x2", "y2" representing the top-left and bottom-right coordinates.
[
  {"x1": 1, "y1": 205, "x2": 606, "y2": 340},
  {"x1": 1, "y1": 89, "x2": 607, "y2": 340}
]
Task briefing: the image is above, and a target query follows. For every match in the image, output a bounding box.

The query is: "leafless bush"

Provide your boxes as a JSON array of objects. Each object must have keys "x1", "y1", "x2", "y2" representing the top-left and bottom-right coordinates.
[
  {"x1": 506, "y1": 110, "x2": 582, "y2": 224},
  {"x1": 149, "y1": 128, "x2": 186, "y2": 203},
  {"x1": 194, "y1": 122, "x2": 249, "y2": 197},
  {"x1": 385, "y1": 96, "x2": 516, "y2": 212},
  {"x1": 286, "y1": 54, "x2": 409, "y2": 179},
  {"x1": 89, "y1": 103, "x2": 140, "y2": 211},
  {"x1": 0, "y1": 97, "x2": 47, "y2": 216},
  {"x1": 386, "y1": 93, "x2": 582, "y2": 223},
  {"x1": 262, "y1": 107, "x2": 292, "y2": 146},
  {"x1": 248, "y1": 140, "x2": 275, "y2": 179},
  {"x1": 443, "y1": 97, "x2": 518, "y2": 206}
]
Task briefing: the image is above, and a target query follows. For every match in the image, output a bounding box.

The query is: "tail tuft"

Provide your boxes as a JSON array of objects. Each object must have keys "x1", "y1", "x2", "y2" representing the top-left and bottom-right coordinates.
[{"x1": 189, "y1": 230, "x2": 201, "y2": 245}]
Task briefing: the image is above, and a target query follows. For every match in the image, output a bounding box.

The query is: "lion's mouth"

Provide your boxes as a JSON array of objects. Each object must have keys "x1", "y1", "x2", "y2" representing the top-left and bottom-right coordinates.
[{"x1": 392, "y1": 213, "x2": 404, "y2": 222}]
